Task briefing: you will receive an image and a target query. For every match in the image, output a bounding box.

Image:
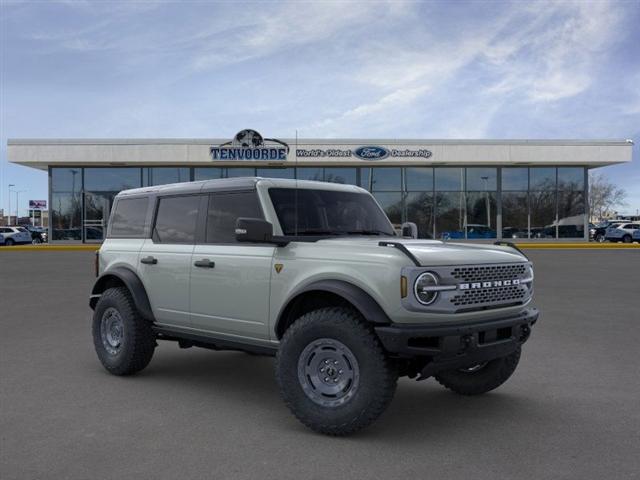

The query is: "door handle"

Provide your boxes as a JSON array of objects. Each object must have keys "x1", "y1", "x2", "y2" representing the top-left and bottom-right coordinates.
[
  {"x1": 140, "y1": 256, "x2": 158, "y2": 265},
  {"x1": 194, "y1": 259, "x2": 215, "y2": 268}
]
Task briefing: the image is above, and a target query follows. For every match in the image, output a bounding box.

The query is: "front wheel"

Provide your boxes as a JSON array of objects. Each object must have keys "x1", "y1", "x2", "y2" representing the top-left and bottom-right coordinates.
[
  {"x1": 595, "y1": 233, "x2": 605, "y2": 243},
  {"x1": 92, "y1": 287, "x2": 155, "y2": 376},
  {"x1": 276, "y1": 307, "x2": 397, "y2": 436},
  {"x1": 434, "y1": 347, "x2": 521, "y2": 395},
  {"x1": 5, "y1": 238, "x2": 14, "y2": 246}
]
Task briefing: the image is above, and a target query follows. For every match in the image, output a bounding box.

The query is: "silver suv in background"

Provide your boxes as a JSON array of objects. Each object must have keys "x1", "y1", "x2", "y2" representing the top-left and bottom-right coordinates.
[
  {"x1": 605, "y1": 222, "x2": 640, "y2": 243},
  {"x1": 90, "y1": 178, "x2": 538, "y2": 435},
  {"x1": 0, "y1": 226, "x2": 32, "y2": 246}
]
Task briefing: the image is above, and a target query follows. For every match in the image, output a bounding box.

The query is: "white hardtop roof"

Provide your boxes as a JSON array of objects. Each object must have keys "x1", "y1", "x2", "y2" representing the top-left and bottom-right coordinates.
[{"x1": 117, "y1": 177, "x2": 367, "y2": 197}]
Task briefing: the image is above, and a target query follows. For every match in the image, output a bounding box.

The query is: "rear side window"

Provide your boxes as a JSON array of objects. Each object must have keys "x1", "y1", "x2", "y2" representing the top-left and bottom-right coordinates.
[
  {"x1": 206, "y1": 191, "x2": 263, "y2": 243},
  {"x1": 109, "y1": 197, "x2": 149, "y2": 238},
  {"x1": 153, "y1": 195, "x2": 200, "y2": 244}
]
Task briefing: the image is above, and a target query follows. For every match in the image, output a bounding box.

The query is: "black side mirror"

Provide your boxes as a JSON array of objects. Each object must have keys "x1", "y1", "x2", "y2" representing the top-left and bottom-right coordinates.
[{"x1": 235, "y1": 218, "x2": 274, "y2": 243}]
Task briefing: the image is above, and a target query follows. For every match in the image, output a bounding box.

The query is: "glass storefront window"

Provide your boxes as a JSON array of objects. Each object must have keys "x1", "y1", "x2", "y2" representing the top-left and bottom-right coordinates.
[
  {"x1": 435, "y1": 168, "x2": 464, "y2": 191},
  {"x1": 466, "y1": 192, "x2": 497, "y2": 238},
  {"x1": 435, "y1": 192, "x2": 465, "y2": 239},
  {"x1": 558, "y1": 167, "x2": 584, "y2": 191},
  {"x1": 360, "y1": 168, "x2": 371, "y2": 189},
  {"x1": 144, "y1": 167, "x2": 190, "y2": 186},
  {"x1": 371, "y1": 168, "x2": 402, "y2": 191},
  {"x1": 84, "y1": 168, "x2": 141, "y2": 192},
  {"x1": 530, "y1": 190, "x2": 556, "y2": 238},
  {"x1": 405, "y1": 192, "x2": 434, "y2": 238},
  {"x1": 296, "y1": 168, "x2": 323, "y2": 181},
  {"x1": 405, "y1": 167, "x2": 433, "y2": 191},
  {"x1": 226, "y1": 168, "x2": 256, "y2": 178},
  {"x1": 51, "y1": 168, "x2": 83, "y2": 193},
  {"x1": 256, "y1": 168, "x2": 295, "y2": 179},
  {"x1": 529, "y1": 168, "x2": 556, "y2": 191},
  {"x1": 372, "y1": 192, "x2": 402, "y2": 227},
  {"x1": 194, "y1": 168, "x2": 223, "y2": 181},
  {"x1": 557, "y1": 190, "x2": 585, "y2": 238},
  {"x1": 51, "y1": 192, "x2": 82, "y2": 240},
  {"x1": 502, "y1": 168, "x2": 528, "y2": 191},
  {"x1": 324, "y1": 168, "x2": 356, "y2": 185},
  {"x1": 466, "y1": 168, "x2": 497, "y2": 191},
  {"x1": 502, "y1": 192, "x2": 528, "y2": 239}
]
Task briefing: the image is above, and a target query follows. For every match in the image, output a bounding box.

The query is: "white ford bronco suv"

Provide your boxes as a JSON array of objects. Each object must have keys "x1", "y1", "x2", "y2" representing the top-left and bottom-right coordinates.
[{"x1": 90, "y1": 177, "x2": 538, "y2": 435}]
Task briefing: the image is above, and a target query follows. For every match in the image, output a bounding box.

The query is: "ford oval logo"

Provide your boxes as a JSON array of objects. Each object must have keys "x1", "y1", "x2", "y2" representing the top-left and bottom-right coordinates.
[{"x1": 354, "y1": 146, "x2": 389, "y2": 160}]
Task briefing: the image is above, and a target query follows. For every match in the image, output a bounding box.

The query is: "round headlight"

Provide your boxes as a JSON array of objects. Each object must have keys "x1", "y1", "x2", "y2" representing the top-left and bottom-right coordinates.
[{"x1": 414, "y1": 272, "x2": 439, "y2": 305}]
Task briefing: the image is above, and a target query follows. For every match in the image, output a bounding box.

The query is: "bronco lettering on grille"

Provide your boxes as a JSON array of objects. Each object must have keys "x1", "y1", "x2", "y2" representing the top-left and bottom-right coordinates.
[{"x1": 458, "y1": 279, "x2": 520, "y2": 290}]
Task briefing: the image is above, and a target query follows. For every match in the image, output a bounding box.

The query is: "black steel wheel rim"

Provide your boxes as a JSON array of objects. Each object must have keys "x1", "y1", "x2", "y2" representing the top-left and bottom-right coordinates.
[
  {"x1": 297, "y1": 338, "x2": 360, "y2": 408},
  {"x1": 100, "y1": 307, "x2": 124, "y2": 355}
]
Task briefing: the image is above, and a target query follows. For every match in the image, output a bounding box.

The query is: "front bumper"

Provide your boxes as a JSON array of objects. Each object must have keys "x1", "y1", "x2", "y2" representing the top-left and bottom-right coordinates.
[{"x1": 375, "y1": 307, "x2": 538, "y2": 379}]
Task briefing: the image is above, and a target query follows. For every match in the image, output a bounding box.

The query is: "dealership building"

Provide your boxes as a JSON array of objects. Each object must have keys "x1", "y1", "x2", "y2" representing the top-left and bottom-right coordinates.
[{"x1": 7, "y1": 132, "x2": 633, "y2": 243}]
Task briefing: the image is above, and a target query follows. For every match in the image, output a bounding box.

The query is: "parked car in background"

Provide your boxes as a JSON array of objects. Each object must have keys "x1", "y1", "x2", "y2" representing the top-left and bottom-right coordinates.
[
  {"x1": 0, "y1": 226, "x2": 32, "y2": 246},
  {"x1": 605, "y1": 223, "x2": 640, "y2": 243},
  {"x1": 502, "y1": 227, "x2": 528, "y2": 239},
  {"x1": 591, "y1": 221, "x2": 626, "y2": 242},
  {"x1": 632, "y1": 229, "x2": 640, "y2": 243},
  {"x1": 21, "y1": 225, "x2": 48, "y2": 244},
  {"x1": 0, "y1": 232, "x2": 5, "y2": 245},
  {"x1": 440, "y1": 224, "x2": 497, "y2": 240}
]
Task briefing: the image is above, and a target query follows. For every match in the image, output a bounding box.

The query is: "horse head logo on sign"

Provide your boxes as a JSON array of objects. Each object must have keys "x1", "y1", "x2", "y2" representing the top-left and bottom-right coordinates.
[{"x1": 211, "y1": 129, "x2": 290, "y2": 160}]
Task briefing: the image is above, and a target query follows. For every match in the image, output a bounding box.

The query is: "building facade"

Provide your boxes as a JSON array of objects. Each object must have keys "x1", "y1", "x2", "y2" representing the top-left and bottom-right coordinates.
[{"x1": 7, "y1": 132, "x2": 633, "y2": 243}]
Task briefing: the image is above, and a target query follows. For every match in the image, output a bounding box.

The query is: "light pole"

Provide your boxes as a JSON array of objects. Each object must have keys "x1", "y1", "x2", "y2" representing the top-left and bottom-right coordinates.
[
  {"x1": 8, "y1": 184, "x2": 15, "y2": 225},
  {"x1": 15, "y1": 190, "x2": 26, "y2": 225}
]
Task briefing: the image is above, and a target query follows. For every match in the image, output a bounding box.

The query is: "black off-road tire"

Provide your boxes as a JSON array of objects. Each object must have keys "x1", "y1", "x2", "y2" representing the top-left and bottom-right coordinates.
[
  {"x1": 434, "y1": 347, "x2": 521, "y2": 396},
  {"x1": 92, "y1": 287, "x2": 155, "y2": 376},
  {"x1": 275, "y1": 307, "x2": 397, "y2": 436}
]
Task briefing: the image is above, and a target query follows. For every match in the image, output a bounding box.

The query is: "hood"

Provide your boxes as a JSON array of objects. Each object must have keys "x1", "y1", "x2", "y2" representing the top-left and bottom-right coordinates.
[{"x1": 315, "y1": 237, "x2": 527, "y2": 266}]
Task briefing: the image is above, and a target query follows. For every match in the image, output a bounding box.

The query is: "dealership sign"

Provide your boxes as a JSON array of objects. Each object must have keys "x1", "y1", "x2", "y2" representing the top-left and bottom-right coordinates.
[
  {"x1": 29, "y1": 200, "x2": 47, "y2": 209},
  {"x1": 211, "y1": 129, "x2": 289, "y2": 161},
  {"x1": 296, "y1": 146, "x2": 432, "y2": 160},
  {"x1": 211, "y1": 130, "x2": 433, "y2": 162}
]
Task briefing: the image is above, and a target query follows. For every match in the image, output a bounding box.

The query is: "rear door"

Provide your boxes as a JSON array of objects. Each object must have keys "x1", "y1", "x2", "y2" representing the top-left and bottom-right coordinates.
[
  {"x1": 139, "y1": 194, "x2": 203, "y2": 328},
  {"x1": 190, "y1": 190, "x2": 274, "y2": 340}
]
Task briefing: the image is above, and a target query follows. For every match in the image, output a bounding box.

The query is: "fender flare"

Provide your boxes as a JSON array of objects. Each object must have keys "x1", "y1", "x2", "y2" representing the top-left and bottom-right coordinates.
[
  {"x1": 275, "y1": 279, "x2": 391, "y2": 337},
  {"x1": 90, "y1": 267, "x2": 155, "y2": 322}
]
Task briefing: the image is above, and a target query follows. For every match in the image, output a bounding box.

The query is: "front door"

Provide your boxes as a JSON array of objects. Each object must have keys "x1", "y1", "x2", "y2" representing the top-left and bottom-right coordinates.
[
  {"x1": 190, "y1": 191, "x2": 274, "y2": 340},
  {"x1": 84, "y1": 192, "x2": 113, "y2": 242},
  {"x1": 138, "y1": 194, "x2": 202, "y2": 328}
]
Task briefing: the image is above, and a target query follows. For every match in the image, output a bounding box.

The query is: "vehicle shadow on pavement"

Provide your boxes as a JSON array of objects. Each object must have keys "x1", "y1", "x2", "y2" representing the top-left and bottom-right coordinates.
[{"x1": 115, "y1": 343, "x2": 555, "y2": 441}]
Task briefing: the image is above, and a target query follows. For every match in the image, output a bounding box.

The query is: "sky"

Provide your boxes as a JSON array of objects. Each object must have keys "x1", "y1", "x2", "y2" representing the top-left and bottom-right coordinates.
[{"x1": 1, "y1": 0, "x2": 639, "y2": 217}]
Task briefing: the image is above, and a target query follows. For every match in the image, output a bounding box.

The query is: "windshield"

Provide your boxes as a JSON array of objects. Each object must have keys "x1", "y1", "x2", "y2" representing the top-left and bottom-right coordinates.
[{"x1": 268, "y1": 188, "x2": 396, "y2": 237}]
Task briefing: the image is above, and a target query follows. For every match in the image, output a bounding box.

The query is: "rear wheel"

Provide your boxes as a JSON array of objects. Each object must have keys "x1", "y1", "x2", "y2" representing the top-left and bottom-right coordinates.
[
  {"x1": 5, "y1": 238, "x2": 14, "y2": 246},
  {"x1": 434, "y1": 348, "x2": 521, "y2": 395},
  {"x1": 276, "y1": 307, "x2": 397, "y2": 436},
  {"x1": 622, "y1": 234, "x2": 632, "y2": 243},
  {"x1": 92, "y1": 287, "x2": 155, "y2": 376}
]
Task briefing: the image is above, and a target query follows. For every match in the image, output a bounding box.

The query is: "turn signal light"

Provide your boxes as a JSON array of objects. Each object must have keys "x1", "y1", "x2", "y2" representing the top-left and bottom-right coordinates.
[{"x1": 401, "y1": 276, "x2": 408, "y2": 298}]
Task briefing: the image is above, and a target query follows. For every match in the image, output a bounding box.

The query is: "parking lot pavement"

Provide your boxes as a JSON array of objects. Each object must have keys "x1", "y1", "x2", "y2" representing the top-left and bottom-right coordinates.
[{"x1": 1, "y1": 250, "x2": 639, "y2": 480}]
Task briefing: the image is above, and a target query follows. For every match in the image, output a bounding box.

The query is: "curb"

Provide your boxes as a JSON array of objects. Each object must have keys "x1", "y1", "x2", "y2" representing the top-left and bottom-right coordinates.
[
  {"x1": 1, "y1": 243, "x2": 639, "y2": 252},
  {"x1": 0, "y1": 245, "x2": 99, "y2": 251}
]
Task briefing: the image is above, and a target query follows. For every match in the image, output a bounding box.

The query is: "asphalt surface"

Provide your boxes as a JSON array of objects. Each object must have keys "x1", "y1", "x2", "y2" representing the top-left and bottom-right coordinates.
[{"x1": 1, "y1": 250, "x2": 639, "y2": 480}]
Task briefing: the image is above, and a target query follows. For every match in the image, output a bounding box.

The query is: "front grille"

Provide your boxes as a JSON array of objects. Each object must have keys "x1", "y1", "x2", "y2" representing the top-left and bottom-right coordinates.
[
  {"x1": 451, "y1": 284, "x2": 527, "y2": 307},
  {"x1": 451, "y1": 264, "x2": 527, "y2": 283}
]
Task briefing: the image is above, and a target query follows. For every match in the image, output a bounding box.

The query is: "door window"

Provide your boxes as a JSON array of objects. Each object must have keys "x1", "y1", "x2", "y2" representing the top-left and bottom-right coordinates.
[
  {"x1": 153, "y1": 195, "x2": 200, "y2": 244},
  {"x1": 205, "y1": 192, "x2": 263, "y2": 243}
]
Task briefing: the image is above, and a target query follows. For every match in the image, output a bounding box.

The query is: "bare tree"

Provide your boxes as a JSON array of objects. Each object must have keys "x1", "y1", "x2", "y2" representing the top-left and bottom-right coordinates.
[{"x1": 589, "y1": 172, "x2": 627, "y2": 221}]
